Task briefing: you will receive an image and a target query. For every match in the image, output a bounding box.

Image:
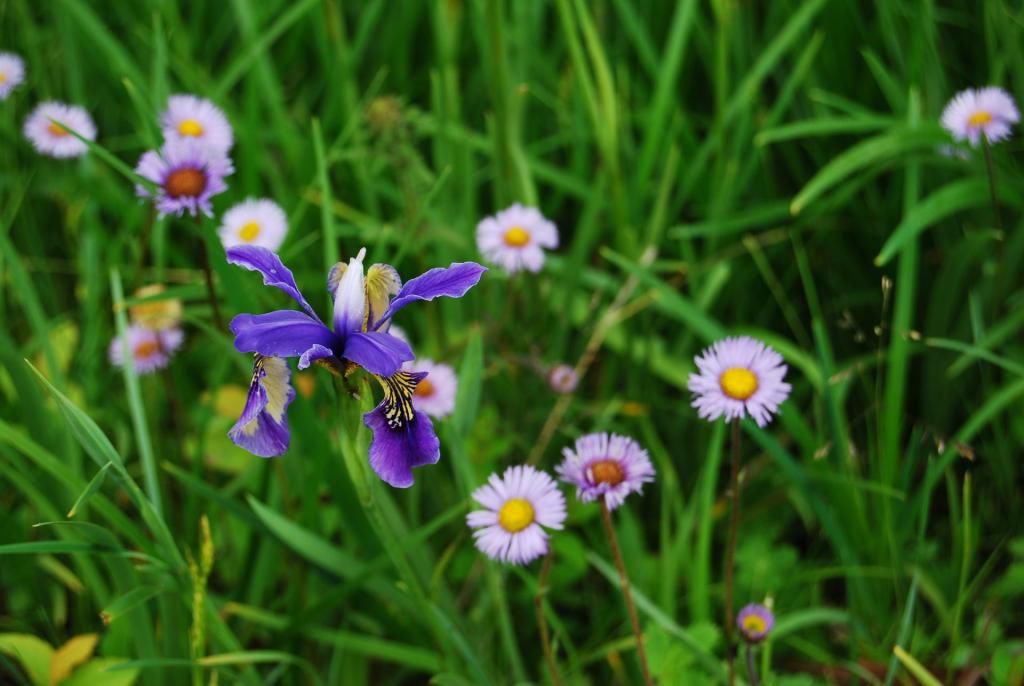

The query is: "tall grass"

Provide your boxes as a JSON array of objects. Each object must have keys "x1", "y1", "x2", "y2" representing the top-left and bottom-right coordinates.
[{"x1": 2, "y1": 1, "x2": 1023, "y2": 684}]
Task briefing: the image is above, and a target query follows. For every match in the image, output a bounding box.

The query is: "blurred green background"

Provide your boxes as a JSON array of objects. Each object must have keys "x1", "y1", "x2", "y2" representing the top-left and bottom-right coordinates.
[{"x1": 2, "y1": 0, "x2": 1024, "y2": 684}]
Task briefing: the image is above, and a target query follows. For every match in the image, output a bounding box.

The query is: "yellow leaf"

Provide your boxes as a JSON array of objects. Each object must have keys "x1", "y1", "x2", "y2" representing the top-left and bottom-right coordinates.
[{"x1": 49, "y1": 634, "x2": 98, "y2": 685}]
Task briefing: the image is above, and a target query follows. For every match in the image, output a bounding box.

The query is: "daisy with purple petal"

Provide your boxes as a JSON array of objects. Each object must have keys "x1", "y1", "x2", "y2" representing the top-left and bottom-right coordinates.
[
  {"x1": 225, "y1": 245, "x2": 485, "y2": 487},
  {"x1": 688, "y1": 336, "x2": 791, "y2": 428},
  {"x1": 737, "y1": 603, "x2": 774, "y2": 644},
  {"x1": 160, "y1": 94, "x2": 233, "y2": 153},
  {"x1": 218, "y1": 198, "x2": 288, "y2": 251},
  {"x1": 547, "y1": 363, "x2": 578, "y2": 394},
  {"x1": 941, "y1": 87, "x2": 1019, "y2": 147},
  {"x1": 24, "y1": 102, "x2": 96, "y2": 158},
  {"x1": 406, "y1": 359, "x2": 457, "y2": 419},
  {"x1": 557, "y1": 432, "x2": 655, "y2": 511},
  {"x1": 109, "y1": 324, "x2": 184, "y2": 374},
  {"x1": 135, "y1": 139, "x2": 233, "y2": 218},
  {"x1": 0, "y1": 52, "x2": 25, "y2": 99},
  {"x1": 466, "y1": 465, "x2": 566, "y2": 565},
  {"x1": 475, "y1": 203, "x2": 558, "y2": 273}
]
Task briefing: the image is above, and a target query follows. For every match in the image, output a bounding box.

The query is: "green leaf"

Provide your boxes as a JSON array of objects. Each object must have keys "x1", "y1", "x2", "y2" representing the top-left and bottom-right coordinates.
[
  {"x1": 67, "y1": 462, "x2": 113, "y2": 518},
  {"x1": 0, "y1": 633, "x2": 53, "y2": 686},
  {"x1": 60, "y1": 658, "x2": 140, "y2": 686},
  {"x1": 246, "y1": 495, "x2": 359, "y2": 577}
]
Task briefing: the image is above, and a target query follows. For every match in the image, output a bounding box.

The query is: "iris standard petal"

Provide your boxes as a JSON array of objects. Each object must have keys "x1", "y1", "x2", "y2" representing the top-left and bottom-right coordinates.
[
  {"x1": 333, "y1": 249, "x2": 366, "y2": 335},
  {"x1": 230, "y1": 310, "x2": 339, "y2": 358},
  {"x1": 297, "y1": 343, "x2": 339, "y2": 370},
  {"x1": 343, "y1": 331, "x2": 414, "y2": 376},
  {"x1": 228, "y1": 356, "x2": 295, "y2": 457},
  {"x1": 376, "y1": 262, "x2": 486, "y2": 326},
  {"x1": 226, "y1": 245, "x2": 320, "y2": 319},
  {"x1": 364, "y1": 404, "x2": 440, "y2": 488}
]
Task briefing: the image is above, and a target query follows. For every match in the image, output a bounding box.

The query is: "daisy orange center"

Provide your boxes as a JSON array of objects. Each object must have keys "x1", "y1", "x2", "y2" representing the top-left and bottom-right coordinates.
[
  {"x1": 498, "y1": 498, "x2": 534, "y2": 533},
  {"x1": 238, "y1": 222, "x2": 261, "y2": 241},
  {"x1": 720, "y1": 367, "x2": 758, "y2": 401},
  {"x1": 0, "y1": 73, "x2": 7, "y2": 84},
  {"x1": 967, "y1": 110, "x2": 993, "y2": 127},
  {"x1": 178, "y1": 118, "x2": 204, "y2": 137},
  {"x1": 134, "y1": 340, "x2": 160, "y2": 359},
  {"x1": 414, "y1": 377, "x2": 435, "y2": 398},
  {"x1": 589, "y1": 459, "x2": 625, "y2": 486},
  {"x1": 47, "y1": 122, "x2": 69, "y2": 137},
  {"x1": 742, "y1": 615, "x2": 767, "y2": 634},
  {"x1": 503, "y1": 226, "x2": 530, "y2": 247},
  {"x1": 165, "y1": 167, "x2": 207, "y2": 198}
]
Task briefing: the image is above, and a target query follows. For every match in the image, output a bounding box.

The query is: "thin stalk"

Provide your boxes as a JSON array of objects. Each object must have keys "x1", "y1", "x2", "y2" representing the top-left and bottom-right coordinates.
[
  {"x1": 194, "y1": 215, "x2": 224, "y2": 330},
  {"x1": 952, "y1": 471, "x2": 972, "y2": 649},
  {"x1": 724, "y1": 419, "x2": 742, "y2": 686},
  {"x1": 599, "y1": 500, "x2": 653, "y2": 686},
  {"x1": 745, "y1": 644, "x2": 760, "y2": 686},
  {"x1": 533, "y1": 552, "x2": 563, "y2": 686},
  {"x1": 982, "y1": 137, "x2": 1007, "y2": 310}
]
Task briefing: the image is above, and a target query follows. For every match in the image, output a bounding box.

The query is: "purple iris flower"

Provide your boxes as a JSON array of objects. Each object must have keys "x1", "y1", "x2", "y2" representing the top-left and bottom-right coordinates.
[{"x1": 225, "y1": 245, "x2": 486, "y2": 488}]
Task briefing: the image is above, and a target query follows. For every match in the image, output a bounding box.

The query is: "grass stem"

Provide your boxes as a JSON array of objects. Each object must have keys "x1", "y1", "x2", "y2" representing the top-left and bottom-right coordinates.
[
  {"x1": 533, "y1": 552, "x2": 563, "y2": 686},
  {"x1": 725, "y1": 419, "x2": 742, "y2": 686}
]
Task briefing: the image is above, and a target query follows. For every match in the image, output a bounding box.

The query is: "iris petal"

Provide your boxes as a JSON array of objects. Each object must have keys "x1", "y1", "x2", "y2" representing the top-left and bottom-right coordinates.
[
  {"x1": 364, "y1": 403, "x2": 440, "y2": 488},
  {"x1": 343, "y1": 331, "x2": 413, "y2": 377},
  {"x1": 230, "y1": 310, "x2": 339, "y2": 358},
  {"x1": 228, "y1": 356, "x2": 295, "y2": 457},
  {"x1": 376, "y1": 262, "x2": 486, "y2": 326},
  {"x1": 226, "y1": 245, "x2": 320, "y2": 320}
]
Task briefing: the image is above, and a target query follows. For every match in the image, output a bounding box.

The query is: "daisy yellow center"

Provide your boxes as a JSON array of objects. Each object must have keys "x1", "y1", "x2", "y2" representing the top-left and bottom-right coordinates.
[
  {"x1": 741, "y1": 614, "x2": 767, "y2": 635},
  {"x1": 968, "y1": 110, "x2": 993, "y2": 127},
  {"x1": 503, "y1": 226, "x2": 530, "y2": 247},
  {"x1": 47, "y1": 122, "x2": 69, "y2": 137},
  {"x1": 134, "y1": 340, "x2": 160, "y2": 359},
  {"x1": 498, "y1": 498, "x2": 535, "y2": 533},
  {"x1": 720, "y1": 367, "x2": 758, "y2": 401},
  {"x1": 414, "y1": 377, "x2": 435, "y2": 398},
  {"x1": 165, "y1": 167, "x2": 206, "y2": 198},
  {"x1": 590, "y1": 459, "x2": 625, "y2": 486},
  {"x1": 0, "y1": 73, "x2": 7, "y2": 84},
  {"x1": 178, "y1": 118, "x2": 204, "y2": 137},
  {"x1": 238, "y1": 222, "x2": 261, "y2": 242}
]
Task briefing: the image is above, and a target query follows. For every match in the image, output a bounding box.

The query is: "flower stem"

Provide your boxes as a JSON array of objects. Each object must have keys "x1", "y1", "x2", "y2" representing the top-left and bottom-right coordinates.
[
  {"x1": 533, "y1": 551, "x2": 563, "y2": 686},
  {"x1": 725, "y1": 420, "x2": 743, "y2": 686},
  {"x1": 745, "y1": 643, "x2": 760, "y2": 686},
  {"x1": 599, "y1": 500, "x2": 653, "y2": 686},
  {"x1": 982, "y1": 136, "x2": 1007, "y2": 310},
  {"x1": 194, "y1": 215, "x2": 224, "y2": 331}
]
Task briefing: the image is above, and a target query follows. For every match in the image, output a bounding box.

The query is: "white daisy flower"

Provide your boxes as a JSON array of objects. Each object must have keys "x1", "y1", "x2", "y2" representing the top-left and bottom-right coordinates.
[
  {"x1": 475, "y1": 203, "x2": 558, "y2": 273},
  {"x1": 217, "y1": 198, "x2": 289, "y2": 252},
  {"x1": 23, "y1": 102, "x2": 96, "y2": 158}
]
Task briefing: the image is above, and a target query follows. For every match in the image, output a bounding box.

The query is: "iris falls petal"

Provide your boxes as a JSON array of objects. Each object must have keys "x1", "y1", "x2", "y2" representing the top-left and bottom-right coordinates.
[
  {"x1": 230, "y1": 310, "x2": 339, "y2": 358},
  {"x1": 364, "y1": 371, "x2": 440, "y2": 487},
  {"x1": 228, "y1": 356, "x2": 295, "y2": 457},
  {"x1": 343, "y1": 331, "x2": 414, "y2": 377}
]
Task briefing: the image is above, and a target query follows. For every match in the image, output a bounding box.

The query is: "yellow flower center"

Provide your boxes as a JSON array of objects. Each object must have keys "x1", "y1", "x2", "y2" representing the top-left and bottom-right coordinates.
[
  {"x1": 498, "y1": 498, "x2": 535, "y2": 533},
  {"x1": 134, "y1": 340, "x2": 160, "y2": 359},
  {"x1": 0, "y1": 72, "x2": 7, "y2": 84},
  {"x1": 719, "y1": 367, "x2": 758, "y2": 401},
  {"x1": 503, "y1": 226, "x2": 530, "y2": 247},
  {"x1": 47, "y1": 122, "x2": 69, "y2": 137},
  {"x1": 178, "y1": 118, "x2": 204, "y2": 137},
  {"x1": 414, "y1": 377, "x2": 435, "y2": 398},
  {"x1": 589, "y1": 459, "x2": 625, "y2": 486},
  {"x1": 967, "y1": 110, "x2": 993, "y2": 128},
  {"x1": 742, "y1": 614, "x2": 767, "y2": 635},
  {"x1": 238, "y1": 222, "x2": 261, "y2": 242}
]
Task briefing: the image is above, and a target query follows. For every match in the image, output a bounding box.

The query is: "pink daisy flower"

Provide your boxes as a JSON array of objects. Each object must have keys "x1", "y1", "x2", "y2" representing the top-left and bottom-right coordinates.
[
  {"x1": 467, "y1": 465, "x2": 566, "y2": 565},
  {"x1": 108, "y1": 325, "x2": 184, "y2": 374},
  {"x1": 547, "y1": 363, "x2": 578, "y2": 393},
  {"x1": 134, "y1": 139, "x2": 233, "y2": 218},
  {"x1": 688, "y1": 336, "x2": 791, "y2": 427},
  {"x1": 0, "y1": 52, "x2": 25, "y2": 99},
  {"x1": 407, "y1": 359, "x2": 457, "y2": 419},
  {"x1": 737, "y1": 603, "x2": 775, "y2": 643},
  {"x1": 941, "y1": 87, "x2": 1020, "y2": 147},
  {"x1": 557, "y1": 432, "x2": 655, "y2": 511},
  {"x1": 23, "y1": 102, "x2": 96, "y2": 158},
  {"x1": 160, "y1": 94, "x2": 233, "y2": 153},
  {"x1": 475, "y1": 203, "x2": 558, "y2": 273}
]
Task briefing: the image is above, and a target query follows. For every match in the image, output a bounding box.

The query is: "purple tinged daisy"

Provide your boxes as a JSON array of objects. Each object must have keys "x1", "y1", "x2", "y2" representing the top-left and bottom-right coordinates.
[
  {"x1": 466, "y1": 465, "x2": 567, "y2": 565},
  {"x1": 941, "y1": 87, "x2": 1020, "y2": 147},
  {"x1": 737, "y1": 604, "x2": 774, "y2": 644},
  {"x1": 160, "y1": 94, "x2": 233, "y2": 153},
  {"x1": 218, "y1": 198, "x2": 288, "y2": 252},
  {"x1": 0, "y1": 52, "x2": 25, "y2": 99},
  {"x1": 557, "y1": 433, "x2": 655, "y2": 511},
  {"x1": 225, "y1": 245, "x2": 485, "y2": 487},
  {"x1": 108, "y1": 324, "x2": 184, "y2": 374},
  {"x1": 135, "y1": 139, "x2": 233, "y2": 217},
  {"x1": 23, "y1": 102, "x2": 96, "y2": 158},
  {"x1": 475, "y1": 203, "x2": 558, "y2": 273},
  {"x1": 406, "y1": 359, "x2": 457, "y2": 419},
  {"x1": 547, "y1": 363, "x2": 578, "y2": 394},
  {"x1": 130, "y1": 284, "x2": 183, "y2": 332},
  {"x1": 688, "y1": 336, "x2": 791, "y2": 428}
]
